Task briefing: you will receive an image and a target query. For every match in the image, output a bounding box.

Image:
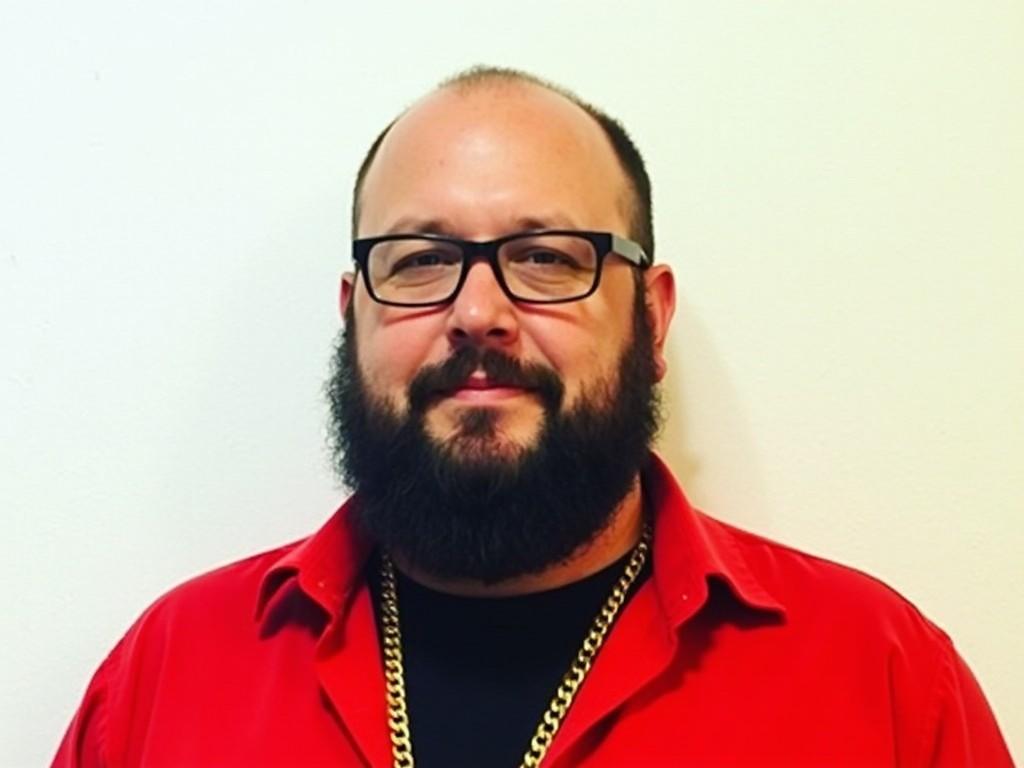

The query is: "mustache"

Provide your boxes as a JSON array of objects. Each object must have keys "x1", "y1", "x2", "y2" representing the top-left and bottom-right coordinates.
[{"x1": 407, "y1": 347, "x2": 565, "y2": 414}]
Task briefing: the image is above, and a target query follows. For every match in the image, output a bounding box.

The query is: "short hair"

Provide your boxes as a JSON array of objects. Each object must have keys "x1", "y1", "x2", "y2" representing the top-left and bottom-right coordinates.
[{"x1": 350, "y1": 65, "x2": 655, "y2": 260}]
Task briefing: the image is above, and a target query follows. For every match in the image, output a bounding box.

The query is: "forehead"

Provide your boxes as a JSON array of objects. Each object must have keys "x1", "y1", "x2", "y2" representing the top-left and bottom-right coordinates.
[{"x1": 357, "y1": 83, "x2": 632, "y2": 238}]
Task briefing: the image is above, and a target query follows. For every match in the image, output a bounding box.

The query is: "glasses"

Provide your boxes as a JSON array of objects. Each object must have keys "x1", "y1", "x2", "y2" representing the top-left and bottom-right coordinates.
[{"x1": 351, "y1": 229, "x2": 651, "y2": 307}]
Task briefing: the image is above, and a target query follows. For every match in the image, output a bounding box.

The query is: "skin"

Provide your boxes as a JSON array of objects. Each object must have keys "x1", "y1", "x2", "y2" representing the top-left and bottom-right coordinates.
[{"x1": 341, "y1": 80, "x2": 676, "y2": 596}]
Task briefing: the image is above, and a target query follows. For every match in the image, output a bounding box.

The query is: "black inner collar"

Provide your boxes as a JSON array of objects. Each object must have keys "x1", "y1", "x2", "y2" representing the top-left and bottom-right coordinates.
[{"x1": 367, "y1": 549, "x2": 651, "y2": 768}]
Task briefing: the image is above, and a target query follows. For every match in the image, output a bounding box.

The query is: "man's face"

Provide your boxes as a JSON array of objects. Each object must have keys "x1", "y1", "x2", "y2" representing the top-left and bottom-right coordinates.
[
  {"x1": 331, "y1": 82, "x2": 675, "y2": 580},
  {"x1": 345, "y1": 84, "x2": 651, "y2": 457}
]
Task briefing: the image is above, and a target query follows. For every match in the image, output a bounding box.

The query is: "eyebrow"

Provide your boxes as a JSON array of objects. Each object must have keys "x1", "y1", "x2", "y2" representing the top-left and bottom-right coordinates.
[
  {"x1": 380, "y1": 214, "x2": 582, "y2": 238},
  {"x1": 382, "y1": 218, "x2": 458, "y2": 237}
]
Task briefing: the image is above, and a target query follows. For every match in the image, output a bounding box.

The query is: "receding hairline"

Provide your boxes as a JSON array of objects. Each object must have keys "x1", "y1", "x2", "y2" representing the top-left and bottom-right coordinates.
[{"x1": 351, "y1": 66, "x2": 652, "y2": 258}]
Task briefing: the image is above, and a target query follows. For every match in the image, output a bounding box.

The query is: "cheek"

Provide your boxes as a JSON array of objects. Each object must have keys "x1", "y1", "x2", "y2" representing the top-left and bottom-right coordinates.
[
  {"x1": 354, "y1": 313, "x2": 446, "y2": 396},
  {"x1": 522, "y1": 317, "x2": 626, "y2": 402}
]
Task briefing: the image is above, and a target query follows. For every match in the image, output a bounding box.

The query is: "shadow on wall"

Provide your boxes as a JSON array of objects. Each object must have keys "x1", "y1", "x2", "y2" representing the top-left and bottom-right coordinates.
[{"x1": 654, "y1": 293, "x2": 773, "y2": 533}]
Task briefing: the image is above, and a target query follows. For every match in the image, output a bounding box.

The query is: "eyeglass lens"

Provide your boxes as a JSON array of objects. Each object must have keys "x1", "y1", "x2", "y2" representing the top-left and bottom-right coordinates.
[{"x1": 366, "y1": 234, "x2": 599, "y2": 304}]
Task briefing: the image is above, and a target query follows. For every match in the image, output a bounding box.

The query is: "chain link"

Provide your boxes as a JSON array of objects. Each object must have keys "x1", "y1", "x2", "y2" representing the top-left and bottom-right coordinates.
[
  {"x1": 379, "y1": 524, "x2": 651, "y2": 768},
  {"x1": 380, "y1": 556, "x2": 415, "y2": 768}
]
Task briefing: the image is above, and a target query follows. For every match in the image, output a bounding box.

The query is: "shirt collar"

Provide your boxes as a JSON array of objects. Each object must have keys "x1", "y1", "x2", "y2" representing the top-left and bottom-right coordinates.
[
  {"x1": 644, "y1": 452, "x2": 786, "y2": 625},
  {"x1": 255, "y1": 495, "x2": 371, "y2": 623},
  {"x1": 255, "y1": 453, "x2": 786, "y2": 626}
]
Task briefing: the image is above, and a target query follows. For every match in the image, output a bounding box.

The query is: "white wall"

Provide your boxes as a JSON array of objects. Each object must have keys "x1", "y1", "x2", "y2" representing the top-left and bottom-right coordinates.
[{"x1": 2, "y1": 1, "x2": 1020, "y2": 764}]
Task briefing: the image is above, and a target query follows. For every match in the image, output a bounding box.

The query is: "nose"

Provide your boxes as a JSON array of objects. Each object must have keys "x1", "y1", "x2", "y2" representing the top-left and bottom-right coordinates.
[{"x1": 445, "y1": 260, "x2": 520, "y2": 350}]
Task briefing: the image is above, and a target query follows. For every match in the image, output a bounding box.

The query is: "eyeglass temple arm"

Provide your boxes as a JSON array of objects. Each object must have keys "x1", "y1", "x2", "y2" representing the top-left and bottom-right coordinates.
[{"x1": 611, "y1": 235, "x2": 651, "y2": 268}]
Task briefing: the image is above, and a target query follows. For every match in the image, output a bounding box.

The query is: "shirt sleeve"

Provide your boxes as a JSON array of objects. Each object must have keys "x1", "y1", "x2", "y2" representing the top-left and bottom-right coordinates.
[
  {"x1": 919, "y1": 638, "x2": 1015, "y2": 767},
  {"x1": 51, "y1": 643, "x2": 120, "y2": 768}
]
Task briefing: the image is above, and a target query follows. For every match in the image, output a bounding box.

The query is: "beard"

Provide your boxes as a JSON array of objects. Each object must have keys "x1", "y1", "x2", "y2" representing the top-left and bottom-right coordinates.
[{"x1": 326, "y1": 282, "x2": 661, "y2": 583}]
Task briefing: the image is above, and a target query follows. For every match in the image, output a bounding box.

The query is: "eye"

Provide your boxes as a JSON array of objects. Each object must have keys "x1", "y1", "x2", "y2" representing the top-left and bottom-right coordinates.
[
  {"x1": 526, "y1": 249, "x2": 563, "y2": 264},
  {"x1": 390, "y1": 249, "x2": 460, "y2": 274},
  {"x1": 514, "y1": 248, "x2": 580, "y2": 268}
]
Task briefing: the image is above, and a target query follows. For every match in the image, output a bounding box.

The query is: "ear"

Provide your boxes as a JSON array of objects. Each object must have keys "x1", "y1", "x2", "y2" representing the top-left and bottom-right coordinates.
[
  {"x1": 643, "y1": 265, "x2": 676, "y2": 382},
  {"x1": 340, "y1": 272, "x2": 356, "y2": 319}
]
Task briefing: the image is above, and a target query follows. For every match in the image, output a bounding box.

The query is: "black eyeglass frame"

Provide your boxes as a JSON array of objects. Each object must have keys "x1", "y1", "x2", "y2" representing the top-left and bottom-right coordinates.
[{"x1": 351, "y1": 229, "x2": 651, "y2": 308}]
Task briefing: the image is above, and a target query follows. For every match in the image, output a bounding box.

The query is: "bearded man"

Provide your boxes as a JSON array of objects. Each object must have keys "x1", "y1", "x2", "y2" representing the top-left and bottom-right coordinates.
[{"x1": 54, "y1": 67, "x2": 1011, "y2": 768}]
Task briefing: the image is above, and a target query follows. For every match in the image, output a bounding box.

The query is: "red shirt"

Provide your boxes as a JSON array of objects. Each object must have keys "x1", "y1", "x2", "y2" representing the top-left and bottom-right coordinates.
[{"x1": 55, "y1": 455, "x2": 1013, "y2": 767}]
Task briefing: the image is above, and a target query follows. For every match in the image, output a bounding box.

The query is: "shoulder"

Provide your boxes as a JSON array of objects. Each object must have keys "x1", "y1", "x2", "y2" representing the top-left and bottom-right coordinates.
[
  {"x1": 134, "y1": 540, "x2": 302, "y2": 630},
  {"x1": 705, "y1": 513, "x2": 951, "y2": 656},
  {"x1": 105, "y1": 499, "x2": 367, "y2": 662},
  {"x1": 705, "y1": 515, "x2": 1013, "y2": 765},
  {"x1": 97, "y1": 538, "x2": 308, "y2": 687},
  {"x1": 55, "y1": 539, "x2": 310, "y2": 765}
]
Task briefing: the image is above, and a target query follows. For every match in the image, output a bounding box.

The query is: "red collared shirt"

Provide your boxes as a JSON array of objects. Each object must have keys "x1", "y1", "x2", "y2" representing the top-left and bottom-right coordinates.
[{"x1": 55, "y1": 455, "x2": 1013, "y2": 767}]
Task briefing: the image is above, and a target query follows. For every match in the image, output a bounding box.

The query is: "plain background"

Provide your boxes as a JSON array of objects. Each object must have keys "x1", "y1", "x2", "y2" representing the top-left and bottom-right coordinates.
[{"x1": 2, "y1": 1, "x2": 1020, "y2": 764}]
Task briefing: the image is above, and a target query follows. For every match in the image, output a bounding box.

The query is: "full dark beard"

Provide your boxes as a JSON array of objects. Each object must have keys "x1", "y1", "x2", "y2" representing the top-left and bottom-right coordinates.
[{"x1": 326, "y1": 285, "x2": 661, "y2": 583}]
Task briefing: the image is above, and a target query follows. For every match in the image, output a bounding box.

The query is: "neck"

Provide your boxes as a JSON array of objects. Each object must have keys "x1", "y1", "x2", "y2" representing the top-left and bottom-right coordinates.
[{"x1": 390, "y1": 478, "x2": 645, "y2": 597}]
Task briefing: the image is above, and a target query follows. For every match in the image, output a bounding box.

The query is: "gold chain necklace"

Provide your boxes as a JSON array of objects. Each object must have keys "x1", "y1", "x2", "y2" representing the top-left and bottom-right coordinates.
[{"x1": 378, "y1": 524, "x2": 652, "y2": 768}]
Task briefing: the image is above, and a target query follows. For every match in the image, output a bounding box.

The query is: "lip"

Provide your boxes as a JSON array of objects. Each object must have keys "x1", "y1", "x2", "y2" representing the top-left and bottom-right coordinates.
[
  {"x1": 438, "y1": 374, "x2": 532, "y2": 403},
  {"x1": 448, "y1": 385, "x2": 530, "y2": 403}
]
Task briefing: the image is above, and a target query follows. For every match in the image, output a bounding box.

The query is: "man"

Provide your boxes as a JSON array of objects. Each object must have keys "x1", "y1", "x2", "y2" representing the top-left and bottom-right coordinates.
[{"x1": 55, "y1": 67, "x2": 1012, "y2": 767}]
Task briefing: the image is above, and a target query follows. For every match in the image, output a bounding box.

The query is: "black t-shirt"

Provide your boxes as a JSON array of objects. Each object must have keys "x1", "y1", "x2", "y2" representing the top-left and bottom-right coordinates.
[{"x1": 368, "y1": 551, "x2": 650, "y2": 768}]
